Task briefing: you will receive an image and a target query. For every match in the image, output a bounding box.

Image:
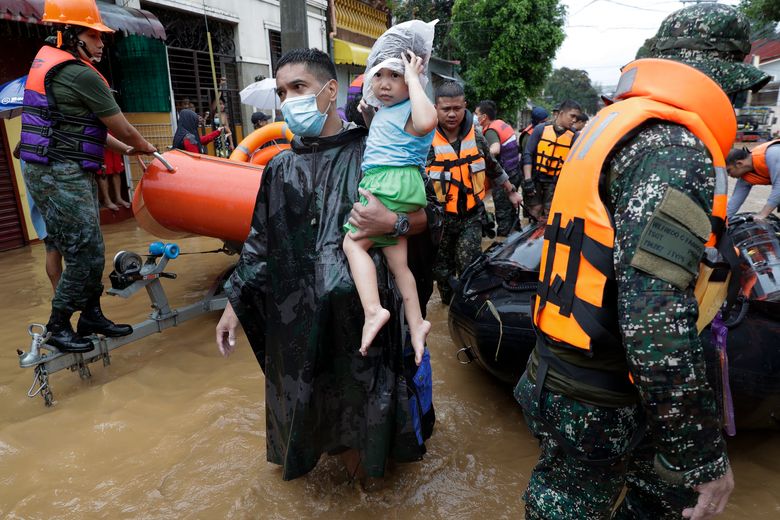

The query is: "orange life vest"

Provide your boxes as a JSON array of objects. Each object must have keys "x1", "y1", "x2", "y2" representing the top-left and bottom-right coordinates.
[
  {"x1": 533, "y1": 59, "x2": 735, "y2": 352},
  {"x1": 426, "y1": 125, "x2": 487, "y2": 214},
  {"x1": 25, "y1": 45, "x2": 109, "y2": 94},
  {"x1": 534, "y1": 124, "x2": 575, "y2": 178},
  {"x1": 743, "y1": 139, "x2": 780, "y2": 185}
]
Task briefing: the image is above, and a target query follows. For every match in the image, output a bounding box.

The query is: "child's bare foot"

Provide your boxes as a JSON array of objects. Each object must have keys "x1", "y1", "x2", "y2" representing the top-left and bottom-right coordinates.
[
  {"x1": 359, "y1": 307, "x2": 390, "y2": 356},
  {"x1": 116, "y1": 198, "x2": 131, "y2": 209},
  {"x1": 409, "y1": 319, "x2": 431, "y2": 365},
  {"x1": 104, "y1": 201, "x2": 119, "y2": 211}
]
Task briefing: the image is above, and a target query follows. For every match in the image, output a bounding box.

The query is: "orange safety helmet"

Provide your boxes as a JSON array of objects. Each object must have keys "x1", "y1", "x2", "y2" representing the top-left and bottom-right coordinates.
[{"x1": 41, "y1": 0, "x2": 114, "y2": 33}]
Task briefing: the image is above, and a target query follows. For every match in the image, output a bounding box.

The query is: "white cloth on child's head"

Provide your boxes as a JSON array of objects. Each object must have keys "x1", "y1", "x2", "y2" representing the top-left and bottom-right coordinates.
[{"x1": 363, "y1": 19, "x2": 437, "y2": 107}]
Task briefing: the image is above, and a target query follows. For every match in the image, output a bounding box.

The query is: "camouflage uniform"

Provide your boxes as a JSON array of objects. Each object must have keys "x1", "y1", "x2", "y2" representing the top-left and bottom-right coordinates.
[
  {"x1": 24, "y1": 160, "x2": 104, "y2": 312},
  {"x1": 492, "y1": 170, "x2": 521, "y2": 236},
  {"x1": 516, "y1": 124, "x2": 726, "y2": 518},
  {"x1": 515, "y1": 4, "x2": 770, "y2": 518},
  {"x1": 427, "y1": 114, "x2": 508, "y2": 304}
]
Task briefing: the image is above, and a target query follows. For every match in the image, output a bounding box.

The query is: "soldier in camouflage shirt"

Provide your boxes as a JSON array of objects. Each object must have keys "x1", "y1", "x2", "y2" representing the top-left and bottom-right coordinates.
[
  {"x1": 426, "y1": 82, "x2": 520, "y2": 304},
  {"x1": 515, "y1": 4, "x2": 771, "y2": 519}
]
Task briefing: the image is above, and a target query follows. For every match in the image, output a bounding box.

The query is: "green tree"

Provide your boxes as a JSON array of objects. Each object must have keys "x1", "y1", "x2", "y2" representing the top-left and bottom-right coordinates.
[
  {"x1": 389, "y1": 1, "x2": 456, "y2": 57},
  {"x1": 450, "y1": 0, "x2": 566, "y2": 118},
  {"x1": 740, "y1": 0, "x2": 780, "y2": 22},
  {"x1": 544, "y1": 67, "x2": 600, "y2": 114}
]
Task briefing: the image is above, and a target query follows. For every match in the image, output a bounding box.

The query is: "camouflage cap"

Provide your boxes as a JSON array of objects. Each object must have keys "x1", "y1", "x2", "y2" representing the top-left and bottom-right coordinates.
[{"x1": 639, "y1": 3, "x2": 770, "y2": 94}]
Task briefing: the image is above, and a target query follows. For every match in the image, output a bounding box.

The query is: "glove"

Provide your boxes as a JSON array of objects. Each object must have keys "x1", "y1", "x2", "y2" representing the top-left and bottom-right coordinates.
[{"x1": 521, "y1": 178, "x2": 537, "y2": 199}]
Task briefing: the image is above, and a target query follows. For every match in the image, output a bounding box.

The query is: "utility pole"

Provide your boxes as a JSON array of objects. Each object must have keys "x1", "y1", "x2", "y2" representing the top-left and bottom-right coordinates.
[{"x1": 281, "y1": 0, "x2": 309, "y2": 53}]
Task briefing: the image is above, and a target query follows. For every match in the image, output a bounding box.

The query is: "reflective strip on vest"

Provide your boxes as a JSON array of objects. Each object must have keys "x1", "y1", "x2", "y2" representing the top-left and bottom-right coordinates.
[
  {"x1": 426, "y1": 125, "x2": 487, "y2": 214},
  {"x1": 533, "y1": 93, "x2": 731, "y2": 353}
]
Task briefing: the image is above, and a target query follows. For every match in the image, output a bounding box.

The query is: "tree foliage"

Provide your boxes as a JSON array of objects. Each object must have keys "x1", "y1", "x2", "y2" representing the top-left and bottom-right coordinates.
[
  {"x1": 450, "y1": 0, "x2": 566, "y2": 117},
  {"x1": 544, "y1": 67, "x2": 600, "y2": 114},
  {"x1": 740, "y1": 0, "x2": 780, "y2": 23},
  {"x1": 389, "y1": 1, "x2": 456, "y2": 58}
]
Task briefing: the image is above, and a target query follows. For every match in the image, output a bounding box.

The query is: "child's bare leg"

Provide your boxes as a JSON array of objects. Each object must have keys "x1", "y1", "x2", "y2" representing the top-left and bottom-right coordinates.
[
  {"x1": 110, "y1": 173, "x2": 130, "y2": 208},
  {"x1": 343, "y1": 234, "x2": 390, "y2": 355},
  {"x1": 383, "y1": 237, "x2": 430, "y2": 365}
]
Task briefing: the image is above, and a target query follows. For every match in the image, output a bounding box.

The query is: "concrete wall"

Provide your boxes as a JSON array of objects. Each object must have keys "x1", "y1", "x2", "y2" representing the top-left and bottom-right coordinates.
[{"x1": 140, "y1": 0, "x2": 328, "y2": 130}]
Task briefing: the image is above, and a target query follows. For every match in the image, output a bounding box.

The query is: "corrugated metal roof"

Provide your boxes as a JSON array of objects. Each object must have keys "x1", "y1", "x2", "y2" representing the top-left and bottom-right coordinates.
[
  {"x1": 0, "y1": 0, "x2": 166, "y2": 40},
  {"x1": 748, "y1": 38, "x2": 780, "y2": 64}
]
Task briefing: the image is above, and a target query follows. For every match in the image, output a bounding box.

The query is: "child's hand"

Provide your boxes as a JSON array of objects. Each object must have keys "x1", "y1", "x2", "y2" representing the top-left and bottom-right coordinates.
[{"x1": 402, "y1": 50, "x2": 424, "y2": 85}]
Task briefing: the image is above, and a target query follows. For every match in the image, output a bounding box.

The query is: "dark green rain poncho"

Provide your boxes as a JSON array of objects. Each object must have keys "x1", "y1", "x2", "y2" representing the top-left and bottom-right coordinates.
[{"x1": 225, "y1": 123, "x2": 429, "y2": 480}]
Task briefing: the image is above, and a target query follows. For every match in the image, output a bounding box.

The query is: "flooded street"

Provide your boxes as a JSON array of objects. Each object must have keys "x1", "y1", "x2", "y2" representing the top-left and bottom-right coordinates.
[{"x1": 1, "y1": 218, "x2": 779, "y2": 519}]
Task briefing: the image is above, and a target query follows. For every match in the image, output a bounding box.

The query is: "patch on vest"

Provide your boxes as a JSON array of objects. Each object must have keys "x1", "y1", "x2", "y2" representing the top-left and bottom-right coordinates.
[{"x1": 630, "y1": 187, "x2": 709, "y2": 290}]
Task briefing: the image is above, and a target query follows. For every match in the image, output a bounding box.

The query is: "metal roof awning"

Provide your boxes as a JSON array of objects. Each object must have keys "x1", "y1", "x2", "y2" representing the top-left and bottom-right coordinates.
[
  {"x1": 1, "y1": 0, "x2": 166, "y2": 40},
  {"x1": 432, "y1": 71, "x2": 459, "y2": 83},
  {"x1": 333, "y1": 38, "x2": 371, "y2": 67},
  {"x1": 96, "y1": 2, "x2": 166, "y2": 40}
]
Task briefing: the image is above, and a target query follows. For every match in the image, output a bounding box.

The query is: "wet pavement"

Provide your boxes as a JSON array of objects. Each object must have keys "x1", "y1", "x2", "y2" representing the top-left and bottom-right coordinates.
[{"x1": 1, "y1": 213, "x2": 778, "y2": 519}]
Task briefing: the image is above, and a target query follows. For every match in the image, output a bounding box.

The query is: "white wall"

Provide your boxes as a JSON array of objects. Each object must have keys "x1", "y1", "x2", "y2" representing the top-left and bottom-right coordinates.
[{"x1": 142, "y1": 0, "x2": 327, "y2": 129}]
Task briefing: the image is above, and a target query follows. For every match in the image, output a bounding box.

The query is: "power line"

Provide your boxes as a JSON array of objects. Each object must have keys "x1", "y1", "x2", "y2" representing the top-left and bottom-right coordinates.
[{"x1": 601, "y1": 0, "x2": 669, "y2": 12}]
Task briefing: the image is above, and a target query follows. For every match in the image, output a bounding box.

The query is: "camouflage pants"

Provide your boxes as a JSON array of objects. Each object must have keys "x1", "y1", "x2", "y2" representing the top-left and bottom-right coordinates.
[
  {"x1": 24, "y1": 160, "x2": 105, "y2": 313},
  {"x1": 492, "y1": 171, "x2": 520, "y2": 236},
  {"x1": 432, "y1": 210, "x2": 483, "y2": 304},
  {"x1": 524, "y1": 178, "x2": 557, "y2": 216},
  {"x1": 515, "y1": 373, "x2": 698, "y2": 519}
]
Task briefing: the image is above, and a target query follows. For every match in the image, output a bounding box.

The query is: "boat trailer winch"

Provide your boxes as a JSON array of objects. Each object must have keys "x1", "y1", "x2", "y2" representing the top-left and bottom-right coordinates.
[{"x1": 18, "y1": 241, "x2": 231, "y2": 406}]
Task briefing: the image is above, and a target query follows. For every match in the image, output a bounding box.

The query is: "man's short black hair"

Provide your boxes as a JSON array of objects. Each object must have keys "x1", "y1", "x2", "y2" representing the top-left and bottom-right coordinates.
[
  {"x1": 726, "y1": 147, "x2": 750, "y2": 166},
  {"x1": 477, "y1": 100, "x2": 497, "y2": 120},
  {"x1": 557, "y1": 99, "x2": 583, "y2": 113},
  {"x1": 575, "y1": 112, "x2": 589, "y2": 122},
  {"x1": 434, "y1": 81, "x2": 465, "y2": 103},
  {"x1": 275, "y1": 48, "x2": 337, "y2": 85}
]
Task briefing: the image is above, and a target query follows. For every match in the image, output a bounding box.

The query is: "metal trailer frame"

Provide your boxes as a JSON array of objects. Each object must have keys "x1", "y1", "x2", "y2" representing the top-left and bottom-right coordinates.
[{"x1": 18, "y1": 248, "x2": 231, "y2": 407}]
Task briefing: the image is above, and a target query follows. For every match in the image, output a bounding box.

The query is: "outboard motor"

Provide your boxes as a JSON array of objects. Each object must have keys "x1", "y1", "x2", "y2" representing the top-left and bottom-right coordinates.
[{"x1": 728, "y1": 214, "x2": 780, "y2": 302}]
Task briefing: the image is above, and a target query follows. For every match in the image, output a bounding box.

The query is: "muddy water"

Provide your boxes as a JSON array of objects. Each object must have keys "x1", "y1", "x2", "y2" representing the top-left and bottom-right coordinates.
[{"x1": 1, "y1": 219, "x2": 778, "y2": 519}]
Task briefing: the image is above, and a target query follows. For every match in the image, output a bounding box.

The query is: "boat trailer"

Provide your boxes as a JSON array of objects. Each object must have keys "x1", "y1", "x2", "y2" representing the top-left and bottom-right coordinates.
[{"x1": 17, "y1": 241, "x2": 231, "y2": 406}]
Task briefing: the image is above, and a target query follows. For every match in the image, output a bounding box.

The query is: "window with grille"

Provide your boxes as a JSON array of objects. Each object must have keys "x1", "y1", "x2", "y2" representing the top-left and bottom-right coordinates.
[{"x1": 269, "y1": 29, "x2": 282, "y2": 75}]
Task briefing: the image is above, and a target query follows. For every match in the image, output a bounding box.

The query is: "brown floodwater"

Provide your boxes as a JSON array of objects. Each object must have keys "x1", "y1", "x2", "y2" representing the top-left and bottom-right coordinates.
[{"x1": 1, "y1": 218, "x2": 778, "y2": 519}]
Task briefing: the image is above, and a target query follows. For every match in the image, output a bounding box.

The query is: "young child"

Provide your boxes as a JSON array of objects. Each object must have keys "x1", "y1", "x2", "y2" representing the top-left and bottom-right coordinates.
[{"x1": 343, "y1": 49, "x2": 437, "y2": 366}]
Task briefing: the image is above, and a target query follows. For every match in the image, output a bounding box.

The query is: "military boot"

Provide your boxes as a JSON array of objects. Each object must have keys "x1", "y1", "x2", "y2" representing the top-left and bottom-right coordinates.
[
  {"x1": 77, "y1": 296, "x2": 133, "y2": 338},
  {"x1": 46, "y1": 309, "x2": 94, "y2": 353}
]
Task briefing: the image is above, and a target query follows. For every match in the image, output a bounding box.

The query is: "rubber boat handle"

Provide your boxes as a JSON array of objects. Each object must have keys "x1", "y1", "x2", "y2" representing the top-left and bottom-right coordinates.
[
  {"x1": 136, "y1": 153, "x2": 176, "y2": 173},
  {"x1": 152, "y1": 152, "x2": 175, "y2": 172}
]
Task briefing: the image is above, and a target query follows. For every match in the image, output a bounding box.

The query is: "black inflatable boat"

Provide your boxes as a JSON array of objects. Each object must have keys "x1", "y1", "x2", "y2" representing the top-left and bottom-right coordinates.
[{"x1": 449, "y1": 215, "x2": 780, "y2": 430}]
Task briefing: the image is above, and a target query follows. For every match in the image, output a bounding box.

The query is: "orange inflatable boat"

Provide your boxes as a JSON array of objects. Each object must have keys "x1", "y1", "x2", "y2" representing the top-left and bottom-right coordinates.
[
  {"x1": 133, "y1": 150, "x2": 264, "y2": 243},
  {"x1": 133, "y1": 122, "x2": 294, "y2": 243}
]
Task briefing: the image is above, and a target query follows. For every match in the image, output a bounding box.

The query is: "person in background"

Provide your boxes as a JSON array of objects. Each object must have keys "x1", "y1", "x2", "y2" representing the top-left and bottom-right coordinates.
[
  {"x1": 519, "y1": 107, "x2": 549, "y2": 161},
  {"x1": 97, "y1": 145, "x2": 130, "y2": 210},
  {"x1": 172, "y1": 109, "x2": 224, "y2": 154},
  {"x1": 251, "y1": 111, "x2": 269, "y2": 130},
  {"x1": 521, "y1": 99, "x2": 582, "y2": 219},
  {"x1": 572, "y1": 112, "x2": 589, "y2": 132},
  {"x1": 725, "y1": 139, "x2": 780, "y2": 219},
  {"x1": 475, "y1": 99, "x2": 522, "y2": 236},
  {"x1": 13, "y1": 142, "x2": 63, "y2": 290},
  {"x1": 213, "y1": 98, "x2": 234, "y2": 157}
]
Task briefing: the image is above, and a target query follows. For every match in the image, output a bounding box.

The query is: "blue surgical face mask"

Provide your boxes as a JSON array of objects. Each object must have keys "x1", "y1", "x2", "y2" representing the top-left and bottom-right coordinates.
[{"x1": 280, "y1": 81, "x2": 332, "y2": 137}]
